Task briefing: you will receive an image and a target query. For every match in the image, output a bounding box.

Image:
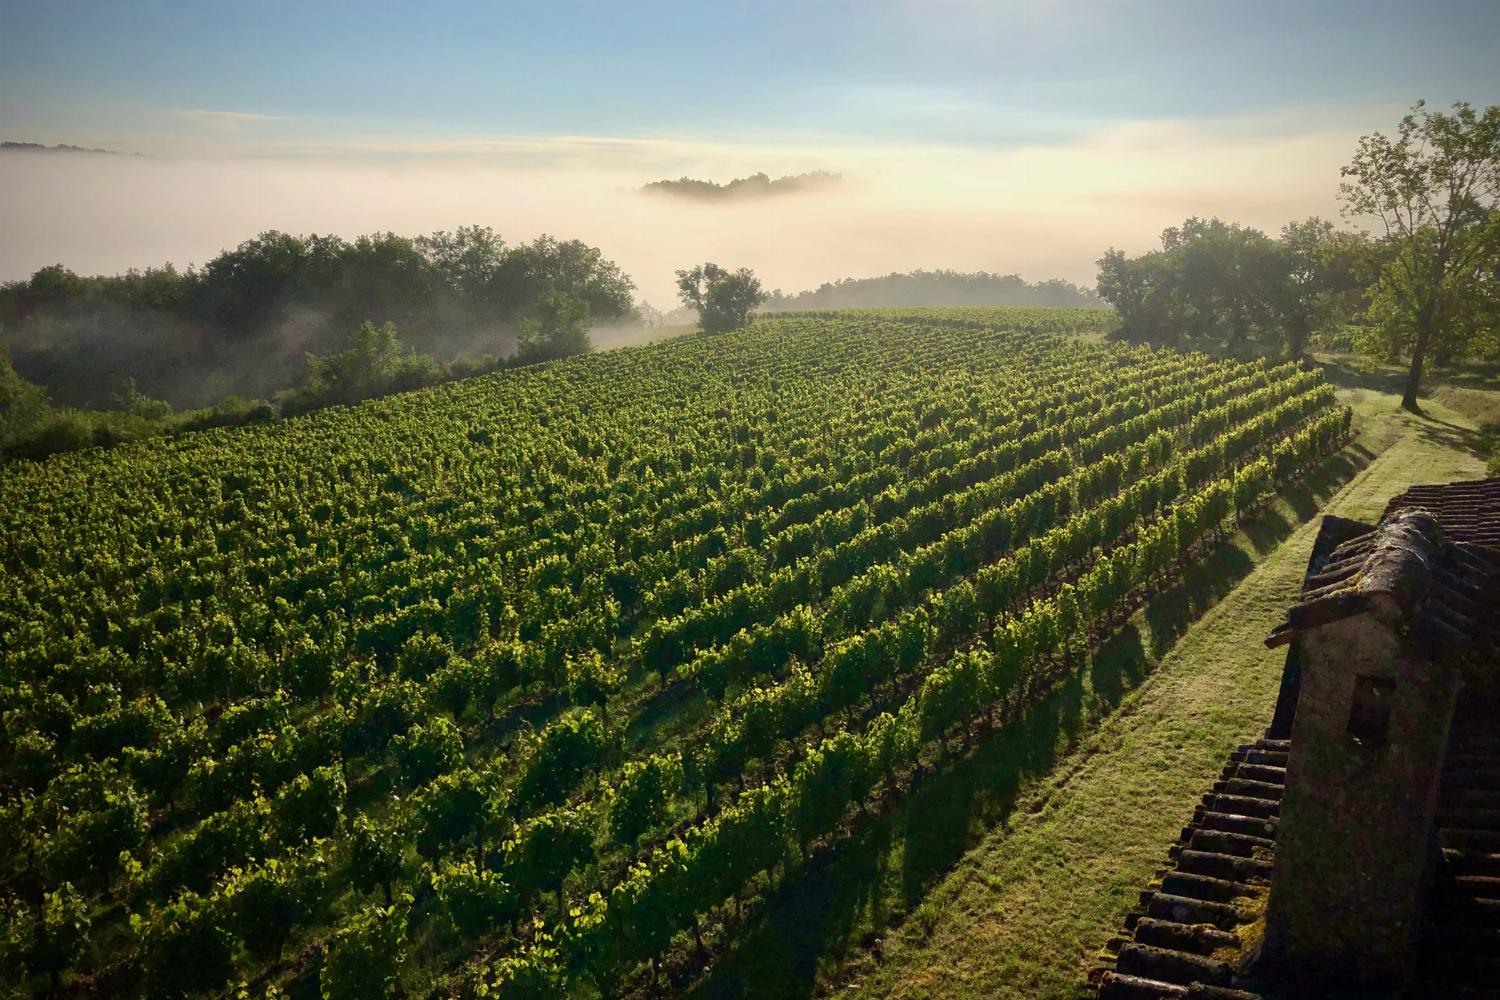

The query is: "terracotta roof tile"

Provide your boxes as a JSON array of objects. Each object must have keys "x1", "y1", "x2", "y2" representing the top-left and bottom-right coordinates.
[
  {"x1": 1383, "y1": 476, "x2": 1500, "y2": 551},
  {"x1": 1264, "y1": 482, "x2": 1500, "y2": 660}
]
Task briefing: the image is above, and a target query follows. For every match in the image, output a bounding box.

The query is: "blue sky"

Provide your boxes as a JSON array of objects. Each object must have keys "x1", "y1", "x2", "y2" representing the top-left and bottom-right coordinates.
[
  {"x1": 3, "y1": 0, "x2": 1498, "y2": 154},
  {"x1": 2, "y1": 1, "x2": 1498, "y2": 300}
]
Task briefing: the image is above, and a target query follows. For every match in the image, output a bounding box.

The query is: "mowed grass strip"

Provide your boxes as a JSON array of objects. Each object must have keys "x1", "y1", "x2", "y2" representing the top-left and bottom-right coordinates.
[
  {"x1": 681, "y1": 382, "x2": 1490, "y2": 1000},
  {"x1": 825, "y1": 392, "x2": 1489, "y2": 1000}
]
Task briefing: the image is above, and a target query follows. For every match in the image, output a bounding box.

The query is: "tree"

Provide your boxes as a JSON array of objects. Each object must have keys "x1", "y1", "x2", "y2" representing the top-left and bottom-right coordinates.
[
  {"x1": 489, "y1": 235, "x2": 635, "y2": 324},
  {"x1": 1098, "y1": 219, "x2": 1284, "y2": 355},
  {"x1": 675, "y1": 263, "x2": 767, "y2": 335},
  {"x1": 513, "y1": 291, "x2": 592, "y2": 365},
  {"x1": 635, "y1": 300, "x2": 667, "y2": 327},
  {"x1": 0, "y1": 225, "x2": 635, "y2": 424},
  {"x1": 1277, "y1": 218, "x2": 1374, "y2": 358},
  {"x1": 416, "y1": 226, "x2": 507, "y2": 302},
  {"x1": 1098, "y1": 217, "x2": 1378, "y2": 359},
  {"x1": 1, "y1": 348, "x2": 54, "y2": 451},
  {"x1": 1339, "y1": 100, "x2": 1500, "y2": 410},
  {"x1": 285, "y1": 321, "x2": 441, "y2": 413}
]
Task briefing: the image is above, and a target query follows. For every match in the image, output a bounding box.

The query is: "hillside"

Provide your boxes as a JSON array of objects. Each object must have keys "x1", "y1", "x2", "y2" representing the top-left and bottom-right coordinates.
[
  {"x1": 810, "y1": 361, "x2": 1494, "y2": 1000},
  {"x1": 764, "y1": 271, "x2": 1104, "y2": 312},
  {"x1": 639, "y1": 171, "x2": 841, "y2": 201},
  {"x1": 0, "y1": 308, "x2": 1352, "y2": 997}
]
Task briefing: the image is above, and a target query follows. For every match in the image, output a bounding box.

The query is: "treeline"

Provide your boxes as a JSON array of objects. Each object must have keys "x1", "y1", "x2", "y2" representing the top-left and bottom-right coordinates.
[
  {"x1": 0, "y1": 226, "x2": 635, "y2": 411},
  {"x1": 1098, "y1": 101, "x2": 1499, "y2": 408},
  {"x1": 640, "y1": 171, "x2": 841, "y2": 201},
  {"x1": 762, "y1": 270, "x2": 1105, "y2": 311},
  {"x1": 1096, "y1": 217, "x2": 1370, "y2": 358},
  {"x1": 0, "y1": 226, "x2": 635, "y2": 460},
  {"x1": 1099, "y1": 211, "x2": 1497, "y2": 386},
  {"x1": 0, "y1": 304, "x2": 598, "y2": 461}
]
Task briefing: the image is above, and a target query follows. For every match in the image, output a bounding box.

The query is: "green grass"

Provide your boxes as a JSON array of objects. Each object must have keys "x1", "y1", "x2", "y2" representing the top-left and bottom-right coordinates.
[{"x1": 677, "y1": 372, "x2": 1492, "y2": 1000}]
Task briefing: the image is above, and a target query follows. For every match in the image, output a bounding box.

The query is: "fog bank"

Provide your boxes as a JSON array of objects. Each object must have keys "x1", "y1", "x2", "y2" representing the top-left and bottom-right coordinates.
[{"x1": 0, "y1": 121, "x2": 1355, "y2": 305}]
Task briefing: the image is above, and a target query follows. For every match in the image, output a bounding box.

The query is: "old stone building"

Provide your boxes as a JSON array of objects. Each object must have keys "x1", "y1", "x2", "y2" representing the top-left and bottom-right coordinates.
[{"x1": 1090, "y1": 477, "x2": 1500, "y2": 1000}]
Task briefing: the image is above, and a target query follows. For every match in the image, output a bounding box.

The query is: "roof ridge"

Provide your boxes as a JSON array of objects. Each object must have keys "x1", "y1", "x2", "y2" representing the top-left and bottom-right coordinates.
[{"x1": 1266, "y1": 504, "x2": 1498, "y2": 656}]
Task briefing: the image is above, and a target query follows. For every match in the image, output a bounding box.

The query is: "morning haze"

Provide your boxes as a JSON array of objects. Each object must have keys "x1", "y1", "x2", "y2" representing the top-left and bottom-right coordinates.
[{"x1": 2, "y1": 3, "x2": 1498, "y2": 999}]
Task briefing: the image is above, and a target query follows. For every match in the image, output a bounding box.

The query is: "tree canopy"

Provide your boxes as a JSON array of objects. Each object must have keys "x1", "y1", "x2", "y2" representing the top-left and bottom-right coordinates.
[
  {"x1": 1095, "y1": 217, "x2": 1371, "y2": 358},
  {"x1": 675, "y1": 263, "x2": 767, "y2": 335},
  {"x1": 1338, "y1": 100, "x2": 1499, "y2": 409},
  {"x1": 0, "y1": 227, "x2": 635, "y2": 410}
]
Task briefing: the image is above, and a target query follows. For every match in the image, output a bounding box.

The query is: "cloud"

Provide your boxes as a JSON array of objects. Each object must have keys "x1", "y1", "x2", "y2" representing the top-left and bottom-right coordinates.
[{"x1": 174, "y1": 109, "x2": 286, "y2": 133}]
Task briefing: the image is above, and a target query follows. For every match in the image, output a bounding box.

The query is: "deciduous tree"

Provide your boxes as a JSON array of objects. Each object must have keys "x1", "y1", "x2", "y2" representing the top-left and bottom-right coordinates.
[
  {"x1": 1339, "y1": 100, "x2": 1500, "y2": 409},
  {"x1": 675, "y1": 263, "x2": 766, "y2": 335}
]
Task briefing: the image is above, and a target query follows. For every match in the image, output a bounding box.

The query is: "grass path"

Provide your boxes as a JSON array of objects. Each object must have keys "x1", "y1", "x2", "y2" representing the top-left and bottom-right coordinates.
[{"x1": 815, "y1": 389, "x2": 1489, "y2": 999}]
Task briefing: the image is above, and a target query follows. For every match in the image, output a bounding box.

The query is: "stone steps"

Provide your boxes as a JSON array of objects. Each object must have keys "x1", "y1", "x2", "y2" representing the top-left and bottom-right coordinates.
[
  {"x1": 1422, "y1": 711, "x2": 1500, "y2": 993},
  {"x1": 1115, "y1": 943, "x2": 1232, "y2": 989},
  {"x1": 1089, "y1": 697, "x2": 1500, "y2": 1000},
  {"x1": 1129, "y1": 917, "x2": 1240, "y2": 956},
  {"x1": 1090, "y1": 737, "x2": 1283, "y2": 1000},
  {"x1": 1444, "y1": 850, "x2": 1500, "y2": 877},
  {"x1": 1174, "y1": 849, "x2": 1273, "y2": 885},
  {"x1": 1186, "y1": 828, "x2": 1275, "y2": 858},
  {"x1": 1200, "y1": 792, "x2": 1279, "y2": 820},
  {"x1": 1449, "y1": 875, "x2": 1500, "y2": 901},
  {"x1": 1191, "y1": 810, "x2": 1278, "y2": 840},
  {"x1": 1441, "y1": 827, "x2": 1500, "y2": 852},
  {"x1": 1212, "y1": 777, "x2": 1284, "y2": 800},
  {"x1": 1442, "y1": 787, "x2": 1500, "y2": 811},
  {"x1": 1097, "y1": 972, "x2": 1267, "y2": 1000},
  {"x1": 1228, "y1": 747, "x2": 1288, "y2": 768}
]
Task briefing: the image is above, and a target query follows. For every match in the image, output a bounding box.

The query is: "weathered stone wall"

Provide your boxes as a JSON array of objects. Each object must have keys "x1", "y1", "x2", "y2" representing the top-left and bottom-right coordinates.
[{"x1": 1262, "y1": 603, "x2": 1460, "y2": 993}]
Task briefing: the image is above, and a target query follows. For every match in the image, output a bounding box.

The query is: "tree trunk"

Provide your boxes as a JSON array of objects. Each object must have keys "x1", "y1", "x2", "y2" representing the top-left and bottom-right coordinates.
[{"x1": 1402, "y1": 306, "x2": 1434, "y2": 412}]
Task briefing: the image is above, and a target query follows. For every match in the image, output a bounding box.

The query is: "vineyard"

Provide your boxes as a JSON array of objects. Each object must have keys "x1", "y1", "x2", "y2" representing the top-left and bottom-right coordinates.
[{"x1": 0, "y1": 308, "x2": 1352, "y2": 998}]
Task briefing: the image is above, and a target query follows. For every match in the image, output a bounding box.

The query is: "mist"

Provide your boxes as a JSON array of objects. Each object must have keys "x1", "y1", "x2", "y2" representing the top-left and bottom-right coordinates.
[{"x1": 0, "y1": 118, "x2": 1358, "y2": 306}]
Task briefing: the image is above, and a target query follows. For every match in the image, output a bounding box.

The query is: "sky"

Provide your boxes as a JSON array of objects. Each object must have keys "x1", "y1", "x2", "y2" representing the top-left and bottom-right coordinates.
[{"x1": 2, "y1": 0, "x2": 1498, "y2": 303}]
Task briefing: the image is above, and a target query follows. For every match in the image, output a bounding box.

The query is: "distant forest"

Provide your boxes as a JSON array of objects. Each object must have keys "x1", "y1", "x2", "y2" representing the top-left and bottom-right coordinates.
[
  {"x1": 640, "y1": 171, "x2": 841, "y2": 201},
  {"x1": 762, "y1": 270, "x2": 1104, "y2": 311},
  {"x1": 1, "y1": 226, "x2": 635, "y2": 411},
  {"x1": 1, "y1": 140, "x2": 127, "y2": 155}
]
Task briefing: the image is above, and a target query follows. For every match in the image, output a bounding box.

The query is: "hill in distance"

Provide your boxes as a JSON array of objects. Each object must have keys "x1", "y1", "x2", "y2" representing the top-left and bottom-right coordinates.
[
  {"x1": 763, "y1": 269, "x2": 1105, "y2": 311},
  {"x1": 1, "y1": 140, "x2": 132, "y2": 155},
  {"x1": 639, "y1": 169, "x2": 841, "y2": 201}
]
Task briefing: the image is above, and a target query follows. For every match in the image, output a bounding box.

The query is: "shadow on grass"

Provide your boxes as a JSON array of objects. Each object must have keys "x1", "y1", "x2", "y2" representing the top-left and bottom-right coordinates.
[
  {"x1": 1411, "y1": 414, "x2": 1489, "y2": 460},
  {"x1": 1317, "y1": 358, "x2": 1494, "y2": 461},
  {"x1": 1432, "y1": 362, "x2": 1500, "y2": 393},
  {"x1": 681, "y1": 443, "x2": 1372, "y2": 1000},
  {"x1": 1316, "y1": 358, "x2": 1407, "y2": 398}
]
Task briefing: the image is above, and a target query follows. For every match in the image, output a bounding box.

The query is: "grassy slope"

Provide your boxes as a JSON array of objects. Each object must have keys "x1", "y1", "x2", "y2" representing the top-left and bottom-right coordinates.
[{"x1": 682, "y1": 366, "x2": 1492, "y2": 1000}]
